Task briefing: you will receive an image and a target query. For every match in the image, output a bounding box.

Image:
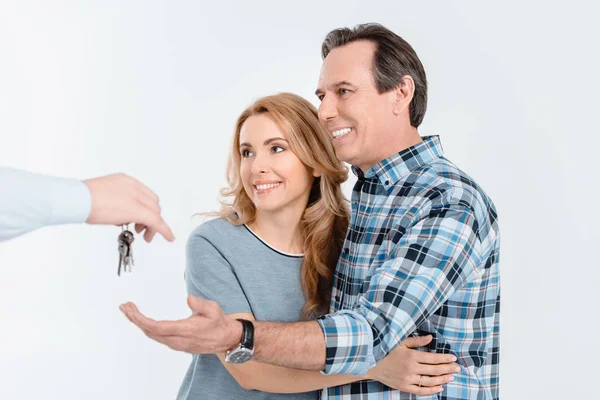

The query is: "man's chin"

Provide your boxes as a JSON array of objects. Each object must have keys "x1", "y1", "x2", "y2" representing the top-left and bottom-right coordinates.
[
  {"x1": 333, "y1": 145, "x2": 357, "y2": 164},
  {"x1": 338, "y1": 154, "x2": 359, "y2": 167}
]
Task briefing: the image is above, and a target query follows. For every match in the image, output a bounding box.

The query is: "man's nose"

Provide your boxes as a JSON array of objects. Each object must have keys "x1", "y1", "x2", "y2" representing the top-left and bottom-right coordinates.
[{"x1": 318, "y1": 94, "x2": 339, "y2": 123}]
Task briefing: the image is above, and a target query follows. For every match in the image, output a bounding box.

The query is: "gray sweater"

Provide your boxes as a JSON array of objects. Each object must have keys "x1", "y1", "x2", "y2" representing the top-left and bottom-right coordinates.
[{"x1": 177, "y1": 218, "x2": 319, "y2": 400}]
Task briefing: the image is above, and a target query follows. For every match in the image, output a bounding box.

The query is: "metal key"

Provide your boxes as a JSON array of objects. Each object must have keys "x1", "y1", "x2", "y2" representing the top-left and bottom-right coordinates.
[
  {"x1": 117, "y1": 225, "x2": 135, "y2": 276},
  {"x1": 118, "y1": 239, "x2": 128, "y2": 275}
]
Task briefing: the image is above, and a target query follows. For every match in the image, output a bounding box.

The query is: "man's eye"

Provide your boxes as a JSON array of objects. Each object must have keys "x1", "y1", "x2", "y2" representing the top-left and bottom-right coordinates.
[
  {"x1": 339, "y1": 88, "x2": 351, "y2": 95},
  {"x1": 317, "y1": 94, "x2": 324, "y2": 101}
]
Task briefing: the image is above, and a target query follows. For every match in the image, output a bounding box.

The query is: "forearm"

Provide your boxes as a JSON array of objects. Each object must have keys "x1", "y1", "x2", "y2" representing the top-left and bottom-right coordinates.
[
  {"x1": 252, "y1": 320, "x2": 326, "y2": 371},
  {"x1": 0, "y1": 167, "x2": 90, "y2": 242},
  {"x1": 220, "y1": 355, "x2": 366, "y2": 393}
]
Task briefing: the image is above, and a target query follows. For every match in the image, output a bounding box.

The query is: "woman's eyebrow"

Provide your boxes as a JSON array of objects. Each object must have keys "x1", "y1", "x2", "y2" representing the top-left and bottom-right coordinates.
[
  {"x1": 239, "y1": 137, "x2": 288, "y2": 148},
  {"x1": 263, "y1": 137, "x2": 288, "y2": 145}
]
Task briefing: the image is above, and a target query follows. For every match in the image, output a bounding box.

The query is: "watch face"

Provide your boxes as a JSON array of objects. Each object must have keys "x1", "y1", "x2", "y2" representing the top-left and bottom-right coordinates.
[{"x1": 228, "y1": 349, "x2": 253, "y2": 364}]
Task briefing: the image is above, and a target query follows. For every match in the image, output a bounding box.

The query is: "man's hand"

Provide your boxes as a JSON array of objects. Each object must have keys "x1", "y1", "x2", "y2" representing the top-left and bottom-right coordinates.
[
  {"x1": 120, "y1": 295, "x2": 242, "y2": 353},
  {"x1": 365, "y1": 335, "x2": 460, "y2": 396},
  {"x1": 83, "y1": 173, "x2": 174, "y2": 242}
]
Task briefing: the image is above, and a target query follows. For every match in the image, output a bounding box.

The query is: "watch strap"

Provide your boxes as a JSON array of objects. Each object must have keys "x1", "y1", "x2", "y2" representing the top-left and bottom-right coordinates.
[{"x1": 236, "y1": 319, "x2": 254, "y2": 350}]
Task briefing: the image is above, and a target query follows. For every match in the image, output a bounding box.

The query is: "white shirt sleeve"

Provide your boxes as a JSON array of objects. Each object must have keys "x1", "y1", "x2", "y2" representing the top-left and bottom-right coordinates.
[{"x1": 0, "y1": 167, "x2": 92, "y2": 242}]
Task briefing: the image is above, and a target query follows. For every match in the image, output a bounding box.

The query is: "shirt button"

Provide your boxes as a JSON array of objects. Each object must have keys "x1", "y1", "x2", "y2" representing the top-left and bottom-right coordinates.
[
  {"x1": 335, "y1": 295, "x2": 341, "y2": 302},
  {"x1": 344, "y1": 248, "x2": 349, "y2": 254},
  {"x1": 385, "y1": 180, "x2": 390, "y2": 185}
]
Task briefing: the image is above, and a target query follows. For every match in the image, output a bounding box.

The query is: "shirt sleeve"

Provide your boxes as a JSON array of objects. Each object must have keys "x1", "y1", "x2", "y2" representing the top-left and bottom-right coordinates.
[
  {"x1": 317, "y1": 203, "x2": 482, "y2": 376},
  {"x1": 184, "y1": 225, "x2": 252, "y2": 315},
  {"x1": 0, "y1": 167, "x2": 91, "y2": 242}
]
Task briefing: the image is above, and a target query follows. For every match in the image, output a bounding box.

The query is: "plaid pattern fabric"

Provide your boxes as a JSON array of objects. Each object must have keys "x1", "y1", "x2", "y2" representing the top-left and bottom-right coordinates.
[{"x1": 317, "y1": 136, "x2": 500, "y2": 399}]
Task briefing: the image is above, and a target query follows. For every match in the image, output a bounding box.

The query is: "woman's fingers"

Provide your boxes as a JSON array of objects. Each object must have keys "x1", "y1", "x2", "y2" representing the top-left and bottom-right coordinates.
[
  {"x1": 404, "y1": 384, "x2": 444, "y2": 396},
  {"x1": 402, "y1": 373, "x2": 455, "y2": 396},
  {"x1": 403, "y1": 334, "x2": 433, "y2": 349},
  {"x1": 419, "y1": 373, "x2": 455, "y2": 387},
  {"x1": 418, "y1": 362, "x2": 461, "y2": 376},
  {"x1": 414, "y1": 350, "x2": 457, "y2": 365}
]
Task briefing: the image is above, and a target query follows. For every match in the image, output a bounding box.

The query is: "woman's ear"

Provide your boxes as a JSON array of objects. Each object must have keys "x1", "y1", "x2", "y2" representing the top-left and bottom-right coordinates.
[{"x1": 313, "y1": 169, "x2": 322, "y2": 178}]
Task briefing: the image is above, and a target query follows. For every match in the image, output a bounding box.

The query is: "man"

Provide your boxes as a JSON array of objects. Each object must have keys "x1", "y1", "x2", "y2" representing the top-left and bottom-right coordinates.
[
  {"x1": 122, "y1": 23, "x2": 500, "y2": 399},
  {"x1": 0, "y1": 167, "x2": 174, "y2": 243}
]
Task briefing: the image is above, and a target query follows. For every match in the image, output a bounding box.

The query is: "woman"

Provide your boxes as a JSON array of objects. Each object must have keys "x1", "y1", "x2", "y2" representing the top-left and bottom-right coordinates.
[{"x1": 177, "y1": 93, "x2": 455, "y2": 399}]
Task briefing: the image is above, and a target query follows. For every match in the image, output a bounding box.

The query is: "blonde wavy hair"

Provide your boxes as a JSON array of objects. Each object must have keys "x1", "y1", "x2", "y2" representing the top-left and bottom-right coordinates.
[{"x1": 215, "y1": 92, "x2": 350, "y2": 319}]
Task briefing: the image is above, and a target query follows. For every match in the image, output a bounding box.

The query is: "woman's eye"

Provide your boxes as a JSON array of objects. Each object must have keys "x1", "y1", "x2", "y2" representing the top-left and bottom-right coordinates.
[
  {"x1": 241, "y1": 149, "x2": 253, "y2": 158},
  {"x1": 272, "y1": 146, "x2": 285, "y2": 154}
]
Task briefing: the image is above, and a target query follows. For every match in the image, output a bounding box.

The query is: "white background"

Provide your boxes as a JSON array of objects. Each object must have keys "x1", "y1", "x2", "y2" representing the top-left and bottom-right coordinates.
[{"x1": 1, "y1": 1, "x2": 598, "y2": 399}]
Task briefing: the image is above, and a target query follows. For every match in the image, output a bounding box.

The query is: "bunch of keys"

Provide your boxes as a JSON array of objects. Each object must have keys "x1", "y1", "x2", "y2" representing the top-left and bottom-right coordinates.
[{"x1": 117, "y1": 224, "x2": 135, "y2": 276}]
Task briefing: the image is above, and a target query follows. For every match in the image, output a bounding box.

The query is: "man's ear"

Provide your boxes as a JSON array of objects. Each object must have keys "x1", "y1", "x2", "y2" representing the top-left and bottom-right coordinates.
[{"x1": 392, "y1": 75, "x2": 415, "y2": 116}]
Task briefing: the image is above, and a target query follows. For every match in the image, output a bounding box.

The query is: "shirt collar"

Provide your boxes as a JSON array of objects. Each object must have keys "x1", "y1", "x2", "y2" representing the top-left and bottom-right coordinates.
[{"x1": 351, "y1": 135, "x2": 444, "y2": 190}]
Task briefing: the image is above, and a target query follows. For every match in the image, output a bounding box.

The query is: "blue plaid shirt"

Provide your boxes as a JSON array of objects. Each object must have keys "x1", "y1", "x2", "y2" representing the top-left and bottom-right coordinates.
[{"x1": 317, "y1": 136, "x2": 500, "y2": 399}]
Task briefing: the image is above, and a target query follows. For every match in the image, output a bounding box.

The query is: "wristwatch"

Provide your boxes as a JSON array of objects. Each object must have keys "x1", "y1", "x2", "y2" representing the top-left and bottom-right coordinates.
[{"x1": 225, "y1": 319, "x2": 254, "y2": 364}]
